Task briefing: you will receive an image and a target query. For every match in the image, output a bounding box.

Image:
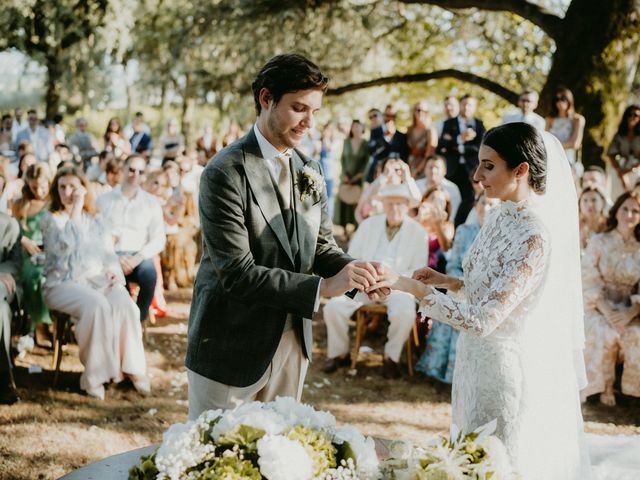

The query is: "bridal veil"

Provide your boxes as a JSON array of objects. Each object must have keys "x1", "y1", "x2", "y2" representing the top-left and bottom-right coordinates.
[{"x1": 518, "y1": 131, "x2": 591, "y2": 479}]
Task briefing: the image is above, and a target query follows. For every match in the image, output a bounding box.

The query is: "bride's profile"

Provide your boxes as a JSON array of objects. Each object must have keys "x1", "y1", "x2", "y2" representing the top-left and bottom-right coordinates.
[{"x1": 370, "y1": 122, "x2": 591, "y2": 479}]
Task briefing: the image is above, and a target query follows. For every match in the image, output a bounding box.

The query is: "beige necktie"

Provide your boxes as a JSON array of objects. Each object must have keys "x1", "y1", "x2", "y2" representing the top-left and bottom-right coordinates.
[{"x1": 275, "y1": 153, "x2": 291, "y2": 209}]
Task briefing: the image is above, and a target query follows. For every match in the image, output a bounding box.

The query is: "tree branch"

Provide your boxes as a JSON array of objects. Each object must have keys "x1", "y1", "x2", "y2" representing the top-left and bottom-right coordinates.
[
  {"x1": 399, "y1": 0, "x2": 563, "y2": 40},
  {"x1": 327, "y1": 68, "x2": 520, "y2": 104}
]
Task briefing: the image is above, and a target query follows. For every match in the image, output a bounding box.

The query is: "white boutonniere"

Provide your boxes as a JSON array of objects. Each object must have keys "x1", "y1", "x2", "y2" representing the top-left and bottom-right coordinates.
[{"x1": 299, "y1": 165, "x2": 324, "y2": 202}]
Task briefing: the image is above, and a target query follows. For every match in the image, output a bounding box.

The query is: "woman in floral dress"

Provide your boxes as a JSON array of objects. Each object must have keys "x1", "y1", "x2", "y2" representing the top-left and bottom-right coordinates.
[{"x1": 581, "y1": 191, "x2": 640, "y2": 406}]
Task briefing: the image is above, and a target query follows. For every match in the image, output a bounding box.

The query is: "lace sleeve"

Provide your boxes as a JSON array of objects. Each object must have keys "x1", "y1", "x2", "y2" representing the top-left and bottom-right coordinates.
[
  {"x1": 419, "y1": 232, "x2": 548, "y2": 337},
  {"x1": 580, "y1": 233, "x2": 604, "y2": 309}
]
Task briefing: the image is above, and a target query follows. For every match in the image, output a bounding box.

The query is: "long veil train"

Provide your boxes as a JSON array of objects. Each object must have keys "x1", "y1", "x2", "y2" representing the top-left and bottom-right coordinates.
[{"x1": 520, "y1": 132, "x2": 639, "y2": 479}]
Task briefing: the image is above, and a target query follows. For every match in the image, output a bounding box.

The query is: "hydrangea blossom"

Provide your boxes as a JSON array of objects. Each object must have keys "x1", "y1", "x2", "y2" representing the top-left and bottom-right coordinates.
[
  {"x1": 211, "y1": 402, "x2": 286, "y2": 440},
  {"x1": 268, "y1": 396, "x2": 337, "y2": 431},
  {"x1": 333, "y1": 426, "x2": 379, "y2": 478},
  {"x1": 257, "y1": 434, "x2": 314, "y2": 480}
]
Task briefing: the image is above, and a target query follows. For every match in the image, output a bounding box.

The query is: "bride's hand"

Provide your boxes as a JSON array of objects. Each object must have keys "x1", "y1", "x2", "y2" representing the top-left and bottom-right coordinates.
[
  {"x1": 365, "y1": 265, "x2": 400, "y2": 293},
  {"x1": 412, "y1": 267, "x2": 444, "y2": 286}
]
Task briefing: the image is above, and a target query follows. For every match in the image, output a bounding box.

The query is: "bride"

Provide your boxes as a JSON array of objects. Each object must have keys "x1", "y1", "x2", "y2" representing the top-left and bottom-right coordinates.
[{"x1": 369, "y1": 123, "x2": 591, "y2": 479}]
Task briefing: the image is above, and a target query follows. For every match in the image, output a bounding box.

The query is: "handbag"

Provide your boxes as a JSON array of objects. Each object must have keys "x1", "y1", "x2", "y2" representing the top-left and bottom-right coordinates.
[{"x1": 338, "y1": 183, "x2": 362, "y2": 205}]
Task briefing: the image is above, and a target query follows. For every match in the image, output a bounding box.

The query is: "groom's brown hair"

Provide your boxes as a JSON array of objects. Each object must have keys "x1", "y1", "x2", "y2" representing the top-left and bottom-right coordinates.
[{"x1": 251, "y1": 53, "x2": 329, "y2": 115}]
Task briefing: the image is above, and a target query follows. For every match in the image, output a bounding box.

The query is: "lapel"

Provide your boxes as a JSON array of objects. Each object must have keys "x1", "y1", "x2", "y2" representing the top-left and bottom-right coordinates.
[
  {"x1": 241, "y1": 130, "x2": 295, "y2": 266},
  {"x1": 290, "y1": 149, "x2": 322, "y2": 268}
]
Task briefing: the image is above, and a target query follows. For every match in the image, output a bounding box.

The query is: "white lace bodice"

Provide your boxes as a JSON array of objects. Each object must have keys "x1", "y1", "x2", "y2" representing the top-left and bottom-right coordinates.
[
  {"x1": 420, "y1": 199, "x2": 549, "y2": 341},
  {"x1": 418, "y1": 199, "x2": 550, "y2": 475}
]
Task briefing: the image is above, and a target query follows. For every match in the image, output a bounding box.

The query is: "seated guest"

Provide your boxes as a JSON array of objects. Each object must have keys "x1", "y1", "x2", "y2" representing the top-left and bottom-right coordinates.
[
  {"x1": 578, "y1": 186, "x2": 607, "y2": 251},
  {"x1": 0, "y1": 211, "x2": 22, "y2": 404},
  {"x1": 606, "y1": 104, "x2": 640, "y2": 197},
  {"x1": 323, "y1": 184, "x2": 427, "y2": 378},
  {"x1": 142, "y1": 170, "x2": 171, "y2": 316},
  {"x1": 159, "y1": 118, "x2": 185, "y2": 162},
  {"x1": 195, "y1": 121, "x2": 217, "y2": 163},
  {"x1": 42, "y1": 166, "x2": 149, "y2": 400},
  {"x1": 581, "y1": 191, "x2": 640, "y2": 406},
  {"x1": 104, "y1": 157, "x2": 124, "y2": 189},
  {"x1": 416, "y1": 192, "x2": 498, "y2": 383},
  {"x1": 103, "y1": 117, "x2": 131, "y2": 159},
  {"x1": 67, "y1": 117, "x2": 99, "y2": 168},
  {"x1": 417, "y1": 185, "x2": 455, "y2": 258},
  {"x1": 11, "y1": 163, "x2": 52, "y2": 346},
  {"x1": 14, "y1": 110, "x2": 54, "y2": 163},
  {"x1": 582, "y1": 165, "x2": 612, "y2": 208},
  {"x1": 416, "y1": 155, "x2": 462, "y2": 222},
  {"x1": 355, "y1": 156, "x2": 421, "y2": 223},
  {"x1": 96, "y1": 154, "x2": 166, "y2": 322},
  {"x1": 160, "y1": 161, "x2": 198, "y2": 289}
]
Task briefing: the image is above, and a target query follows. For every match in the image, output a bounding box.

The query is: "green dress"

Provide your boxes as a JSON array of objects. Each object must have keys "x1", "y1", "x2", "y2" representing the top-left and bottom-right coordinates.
[
  {"x1": 333, "y1": 138, "x2": 370, "y2": 227},
  {"x1": 21, "y1": 207, "x2": 51, "y2": 331}
]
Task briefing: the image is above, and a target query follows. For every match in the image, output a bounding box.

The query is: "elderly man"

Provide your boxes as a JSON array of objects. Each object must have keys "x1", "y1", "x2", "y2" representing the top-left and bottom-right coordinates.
[{"x1": 323, "y1": 183, "x2": 427, "y2": 378}]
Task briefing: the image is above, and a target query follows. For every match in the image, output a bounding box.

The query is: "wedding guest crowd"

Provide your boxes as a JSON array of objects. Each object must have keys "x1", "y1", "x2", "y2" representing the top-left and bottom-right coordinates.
[{"x1": 1, "y1": 87, "x2": 639, "y2": 409}]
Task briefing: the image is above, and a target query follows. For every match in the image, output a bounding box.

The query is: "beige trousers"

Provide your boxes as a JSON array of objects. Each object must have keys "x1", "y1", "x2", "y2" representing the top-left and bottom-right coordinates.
[
  {"x1": 45, "y1": 282, "x2": 147, "y2": 392},
  {"x1": 323, "y1": 290, "x2": 416, "y2": 362},
  {"x1": 187, "y1": 329, "x2": 309, "y2": 420}
]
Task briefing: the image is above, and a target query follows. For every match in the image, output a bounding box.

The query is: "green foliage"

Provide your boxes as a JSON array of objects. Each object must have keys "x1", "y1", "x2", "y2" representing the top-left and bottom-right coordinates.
[
  {"x1": 217, "y1": 424, "x2": 266, "y2": 452},
  {"x1": 197, "y1": 450, "x2": 262, "y2": 480},
  {"x1": 127, "y1": 453, "x2": 159, "y2": 480}
]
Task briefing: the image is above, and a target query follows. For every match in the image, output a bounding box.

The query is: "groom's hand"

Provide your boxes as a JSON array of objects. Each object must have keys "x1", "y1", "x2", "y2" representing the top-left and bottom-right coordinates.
[{"x1": 320, "y1": 260, "x2": 379, "y2": 298}]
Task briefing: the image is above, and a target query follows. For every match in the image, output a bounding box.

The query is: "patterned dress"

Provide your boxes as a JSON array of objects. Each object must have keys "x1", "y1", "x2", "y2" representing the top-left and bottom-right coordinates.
[
  {"x1": 581, "y1": 230, "x2": 640, "y2": 398},
  {"x1": 417, "y1": 223, "x2": 480, "y2": 383},
  {"x1": 418, "y1": 200, "x2": 551, "y2": 474}
]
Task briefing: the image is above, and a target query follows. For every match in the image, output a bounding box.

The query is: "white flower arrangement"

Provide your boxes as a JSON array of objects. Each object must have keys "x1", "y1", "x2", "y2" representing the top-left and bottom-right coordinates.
[
  {"x1": 381, "y1": 420, "x2": 511, "y2": 480},
  {"x1": 129, "y1": 398, "x2": 380, "y2": 480},
  {"x1": 299, "y1": 165, "x2": 324, "y2": 202}
]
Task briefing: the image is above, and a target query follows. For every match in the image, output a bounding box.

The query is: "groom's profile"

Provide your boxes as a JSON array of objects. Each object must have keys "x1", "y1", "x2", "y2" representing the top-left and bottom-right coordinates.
[{"x1": 186, "y1": 53, "x2": 383, "y2": 418}]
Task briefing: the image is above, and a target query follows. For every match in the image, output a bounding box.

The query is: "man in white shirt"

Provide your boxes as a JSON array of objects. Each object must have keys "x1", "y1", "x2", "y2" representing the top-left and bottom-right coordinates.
[
  {"x1": 14, "y1": 110, "x2": 54, "y2": 162},
  {"x1": 416, "y1": 155, "x2": 462, "y2": 221},
  {"x1": 323, "y1": 183, "x2": 428, "y2": 378},
  {"x1": 10, "y1": 108, "x2": 27, "y2": 144},
  {"x1": 501, "y1": 91, "x2": 546, "y2": 131},
  {"x1": 96, "y1": 154, "x2": 166, "y2": 322}
]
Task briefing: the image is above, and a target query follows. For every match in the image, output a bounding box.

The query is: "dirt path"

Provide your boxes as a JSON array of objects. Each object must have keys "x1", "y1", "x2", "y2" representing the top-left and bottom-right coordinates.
[{"x1": 1, "y1": 289, "x2": 638, "y2": 480}]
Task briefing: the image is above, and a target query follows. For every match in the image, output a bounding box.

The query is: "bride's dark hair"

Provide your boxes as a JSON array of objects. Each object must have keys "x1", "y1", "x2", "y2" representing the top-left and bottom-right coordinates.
[{"x1": 482, "y1": 123, "x2": 547, "y2": 194}]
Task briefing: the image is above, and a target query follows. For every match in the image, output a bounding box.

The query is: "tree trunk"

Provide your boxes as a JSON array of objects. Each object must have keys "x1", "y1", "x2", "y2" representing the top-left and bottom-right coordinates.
[
  {"x1": 45, "y1": 50, "x2": 63, "y2": 119},
  {"x1": 539, "y1": 0, "x2": 640, "y2": 167},
  {"x1": 180, "y1": 73, "x2": 195, "y2": 146}
]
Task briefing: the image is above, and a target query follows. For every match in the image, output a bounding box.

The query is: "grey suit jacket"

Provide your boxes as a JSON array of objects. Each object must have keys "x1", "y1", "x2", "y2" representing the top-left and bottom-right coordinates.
[{"x1": 185, "y1": 129, "x2": 352, "y2": 387}]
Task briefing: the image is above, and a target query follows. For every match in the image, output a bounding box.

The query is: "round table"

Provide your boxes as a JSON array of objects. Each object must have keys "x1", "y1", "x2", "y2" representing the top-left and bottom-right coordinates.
[{"x1": 58, "y1": 439, "x2": 391, "y2": 479}]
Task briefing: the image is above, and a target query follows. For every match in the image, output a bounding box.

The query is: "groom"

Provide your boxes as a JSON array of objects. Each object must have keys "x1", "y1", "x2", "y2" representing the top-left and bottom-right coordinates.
[{"x1": 186, "y1": 54, "x2": 384, "y2": 418}]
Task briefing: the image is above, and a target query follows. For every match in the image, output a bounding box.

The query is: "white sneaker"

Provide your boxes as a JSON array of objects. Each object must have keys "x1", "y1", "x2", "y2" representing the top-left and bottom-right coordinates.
[
  {"x1": 85, "y1": 385, "x2": 105, "y2": 400},
  {"x1": 131, "y1": 376, "x2": 151, "y2": 396}
]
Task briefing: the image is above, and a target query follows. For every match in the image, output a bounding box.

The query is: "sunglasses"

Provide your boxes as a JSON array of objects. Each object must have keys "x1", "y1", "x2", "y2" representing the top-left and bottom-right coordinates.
[
  {"x1": 128, "y1": 167, "x2": 145, "y2": 175},
  {"x1": 555, "y1": 96, "x2": 569, "y2": 102}
]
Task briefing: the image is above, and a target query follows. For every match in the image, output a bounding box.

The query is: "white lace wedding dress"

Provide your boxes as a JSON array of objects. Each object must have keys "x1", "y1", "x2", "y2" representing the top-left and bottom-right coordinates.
[{"x1": 414, "y1": 132, "x2": 639, "y2": 479}]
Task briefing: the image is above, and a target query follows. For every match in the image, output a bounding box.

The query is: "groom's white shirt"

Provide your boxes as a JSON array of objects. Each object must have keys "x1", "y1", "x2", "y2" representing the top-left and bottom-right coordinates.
[{"x1": 253, "y1": 123, "x2": 322, "y2": 313}]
